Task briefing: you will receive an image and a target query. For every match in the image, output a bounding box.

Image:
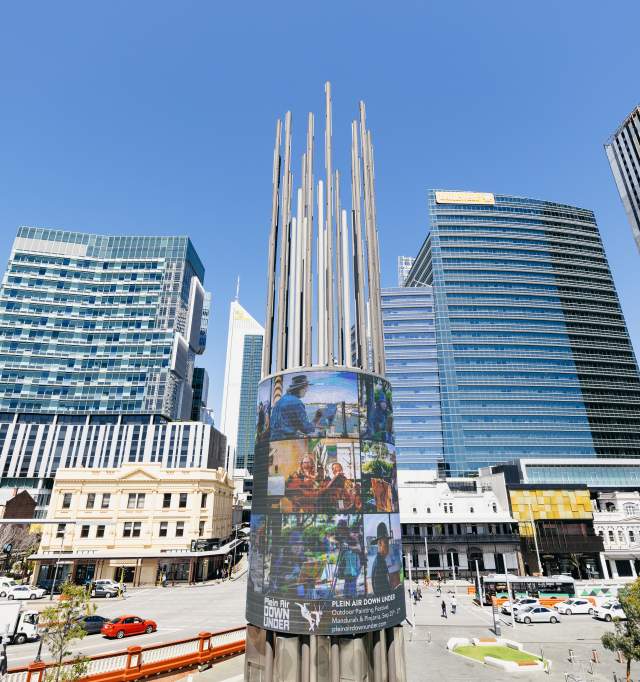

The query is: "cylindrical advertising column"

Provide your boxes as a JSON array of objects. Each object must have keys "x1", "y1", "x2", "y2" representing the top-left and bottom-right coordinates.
[{"x1": 246, "y1": 368, "x2": 405, "y2": 680}]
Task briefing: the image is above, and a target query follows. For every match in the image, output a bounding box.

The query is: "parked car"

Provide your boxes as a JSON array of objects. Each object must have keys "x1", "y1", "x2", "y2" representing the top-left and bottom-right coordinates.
[
  {"x1": 501, "y1": 597, "x2": 539, "y2": 615},
  {"x1": 93, "y1": 579, "x2": 126, "y2": 593},
  {"x1": 89, "y1": 581, "x2": 120, "y2": 599},
  {"x1": 515, "y1": 605, "x2": 561, "y2": 624},
  {"x1": 0, "y1": 578, "x2": 18, "y2": 598},
  {"x1": 593, "y1": 602, "x2": 627, "y2": 622},
  {"x1": 7, "y1": 586, "x2": 45, "y2": 601},
  {"x1": 554, "y1": 598, "x2": 595, "y2": 616},
  {"x1": 76, "y1": 615, "x2": 110, "y2": 635},
  {"x1": 101, "y1": 616, "x2": 157, "y2": 639}
]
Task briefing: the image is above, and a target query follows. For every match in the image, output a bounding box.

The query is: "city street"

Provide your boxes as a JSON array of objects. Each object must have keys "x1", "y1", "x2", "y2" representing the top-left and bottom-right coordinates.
[
  {"x1": 404, "y1": 583, "x2": 631, "y2": 681},
  {"x1": 7, "y1": 575, "x2": 640, "y2": 681},
  {"x1": 6, "y1": 576, "x2": 247, "y2": 669}
]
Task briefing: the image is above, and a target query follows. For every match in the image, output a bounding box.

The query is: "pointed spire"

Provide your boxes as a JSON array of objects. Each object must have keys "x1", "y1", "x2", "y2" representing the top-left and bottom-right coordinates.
[{"x1": 235, "y1": 276, "x2": 240, "y2": 301}]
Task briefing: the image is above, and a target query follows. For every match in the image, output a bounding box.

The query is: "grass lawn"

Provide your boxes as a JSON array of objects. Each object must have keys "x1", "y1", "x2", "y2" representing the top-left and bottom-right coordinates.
[{"x1": 454, "y1": 645, "x2": 541, "y2": 664}]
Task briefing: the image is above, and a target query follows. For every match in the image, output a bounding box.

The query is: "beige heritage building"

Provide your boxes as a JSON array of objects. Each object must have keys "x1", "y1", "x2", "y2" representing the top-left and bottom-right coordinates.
[{"x1": 32, "y1": 463, "x2": 238, "y2": 586}]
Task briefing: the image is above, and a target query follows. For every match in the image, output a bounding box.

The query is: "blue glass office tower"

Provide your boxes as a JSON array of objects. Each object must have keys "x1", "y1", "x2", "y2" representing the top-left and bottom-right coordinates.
[
  {"x1": 381, "y1": 287, "x2": 443, "y2": 470},
  {"x1": 407, "y1": 191, "x2": 640, "y2": 476},
  {"x1": 0, "y1": 228, "x2": 207, "y2": 421},
  {"x1": 235, "y1": 334, "x2": 263, "y2": 473}
]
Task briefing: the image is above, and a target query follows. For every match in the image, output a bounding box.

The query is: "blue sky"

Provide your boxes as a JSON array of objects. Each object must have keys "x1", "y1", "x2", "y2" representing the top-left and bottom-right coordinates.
[{"x1": 1, "y1": 2, "x2": 639, "y2": 422}]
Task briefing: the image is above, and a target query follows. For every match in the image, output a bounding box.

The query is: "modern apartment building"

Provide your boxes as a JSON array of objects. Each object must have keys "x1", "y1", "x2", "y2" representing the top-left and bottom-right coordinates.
[
  {"x1": 0, "y1": 415, "x2": 227, "y2": 515},
  {"x1": 396, "y1": 256, "x2": 415, "y2": 287},
  {"x1": 605, "y1": 106, "x2": 640, "y2": 252},
  {"x1": 190, "y1": 367, "x2": 210, "y2": 422},
  {"x1": 0, "y1": 228, "x2": 208, "y2": 420},
  {"x1": 220, "y1": 299, "x2": 263, "y2": 474},
  {"x1": 32, "y1": 463, "x2": 236, "y2": 587},
  {"x1": 406, "y1": 190, "x2": 640, "y2": 476},
  {"x1": 381, "y1": 286, "x2": 443, "y2": 470}
]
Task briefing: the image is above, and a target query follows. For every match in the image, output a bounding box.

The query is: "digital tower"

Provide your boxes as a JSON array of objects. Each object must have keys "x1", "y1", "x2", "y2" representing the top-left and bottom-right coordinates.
[{"x1": 245, "y1": 84, "x2": 407, "y2": 681}]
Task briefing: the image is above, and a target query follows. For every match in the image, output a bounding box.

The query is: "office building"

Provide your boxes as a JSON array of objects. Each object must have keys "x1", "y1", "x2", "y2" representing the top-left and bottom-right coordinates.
[
  {"x1": 220, "y1": 300, "x2": 263, "y2": 473},
  {"x1": 605, "y1": 106, "x2": 640, "y2": 252},
  {"x1": 190, "y1": 367, "x2": 210, "y2": 422},
  {"x1": 33, "y1": 463, "x2": 236, "y2": 587},
  {"x1": 397, "y1": 256, "x2": 415, "y2": 286},
  {"x1": 381, "y1": 286, "x2": 443, "y2": 470},
  {"x1": 407, "y1": 190, "x2": 640, "y2": 476},
  {"x1": 0, "y1": 415, "x2": 227, "y2": 515},
  {"x1": 0, "y1": 228, "x2": 208, "y2": 421},
  {"x1": 399, "y1": 470, "x2": 520, "y2": 578}
]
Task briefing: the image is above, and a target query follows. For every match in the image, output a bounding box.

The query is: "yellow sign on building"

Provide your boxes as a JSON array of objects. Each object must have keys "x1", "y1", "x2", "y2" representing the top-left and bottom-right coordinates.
[
  {"x1": 435, "y1": 191, "x2": 495, "y2": 205},
  {"x1": 509, "y1": 488, "x2": 593, "y2": 537}
]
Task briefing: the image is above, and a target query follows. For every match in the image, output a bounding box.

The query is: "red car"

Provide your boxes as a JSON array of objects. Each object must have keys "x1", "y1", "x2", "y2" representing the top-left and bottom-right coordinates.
[{"x1": 101, "y1": 615, "x2": 157, "y2": 639}]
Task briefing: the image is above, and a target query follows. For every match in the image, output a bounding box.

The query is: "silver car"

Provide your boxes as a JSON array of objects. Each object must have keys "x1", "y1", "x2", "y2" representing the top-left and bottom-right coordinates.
[{"x1": 515, "y1": 605, "x2": 561, "y2": 624}]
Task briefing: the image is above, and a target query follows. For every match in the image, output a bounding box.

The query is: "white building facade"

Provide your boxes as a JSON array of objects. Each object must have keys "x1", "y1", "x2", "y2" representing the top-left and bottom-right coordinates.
[
  {"x1": 593, "y1": 491, "x2": 640, "y2": 580},
  {"x1": 399, "y1": 470, "x2": 521, "y2": 578}
]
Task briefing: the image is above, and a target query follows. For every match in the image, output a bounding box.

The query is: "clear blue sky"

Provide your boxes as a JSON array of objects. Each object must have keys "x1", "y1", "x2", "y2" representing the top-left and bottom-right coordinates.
[{"x1": 1, "y1": 1, "x2": 639, "y2": 423}]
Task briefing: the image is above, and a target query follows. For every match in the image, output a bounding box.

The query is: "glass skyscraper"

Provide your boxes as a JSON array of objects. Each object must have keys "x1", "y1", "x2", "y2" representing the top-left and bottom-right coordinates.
[
  {"x1": 407, "y1": 190, "x2": 640, "y2": 476},
  {"x1": 605, "y1": 105, "x2": 640, "y2": 252},
  {"x1": 235, "y1": 334, "x2": 264, "y2": 472},
  {"x1": 382, "y1": 286, "x2": 443, "y2": 470},
  {"x1": 0, "y1": 228, "x2": 207, "y2": 420}
]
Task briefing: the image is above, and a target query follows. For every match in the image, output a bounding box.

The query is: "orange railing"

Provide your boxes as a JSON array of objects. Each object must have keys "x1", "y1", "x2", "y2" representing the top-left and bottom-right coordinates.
[{"x1": 7, "y1": 626, "x2": 247, "y2": 682}]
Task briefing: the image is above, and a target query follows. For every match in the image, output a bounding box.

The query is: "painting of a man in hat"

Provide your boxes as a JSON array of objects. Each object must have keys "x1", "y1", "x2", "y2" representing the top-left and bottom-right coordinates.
[
  {"x1": 270, "y1": 375, "x2": 321, "y2": 440},
  {"x1": 365, "y1": 514, "x2": 403, "y2": 596}
]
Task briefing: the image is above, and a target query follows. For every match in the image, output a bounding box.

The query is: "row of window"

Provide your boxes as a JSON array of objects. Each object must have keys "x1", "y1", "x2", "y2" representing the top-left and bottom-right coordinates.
[
  {"x1": 402, "y1": 522, "x2": 515, "y2": 537},
  {"x1": 58, "y1": 520, "x2": 207, "y2": 539},
  {"x1": 61, "y1": 491, "x2": 209, "y2": 510},
  {"x1": 409, "y1": 502, "x2": 499, "y2": 514}
]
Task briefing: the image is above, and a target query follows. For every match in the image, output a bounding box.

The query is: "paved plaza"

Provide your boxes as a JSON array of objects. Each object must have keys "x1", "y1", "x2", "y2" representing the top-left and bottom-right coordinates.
[{"x1": 7, "y1": 576, "x2": 638, "y2": 681}]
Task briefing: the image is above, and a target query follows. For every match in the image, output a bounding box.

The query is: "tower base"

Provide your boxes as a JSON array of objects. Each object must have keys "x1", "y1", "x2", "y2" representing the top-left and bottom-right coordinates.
[{"x1": 244, "y1": 624, "x2": 407, "y2": 682}]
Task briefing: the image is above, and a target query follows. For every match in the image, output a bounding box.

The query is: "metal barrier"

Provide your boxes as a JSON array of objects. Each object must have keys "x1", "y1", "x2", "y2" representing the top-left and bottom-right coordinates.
[{"x1": 6, "y1": 626, "x2": 247, "y2": 682}]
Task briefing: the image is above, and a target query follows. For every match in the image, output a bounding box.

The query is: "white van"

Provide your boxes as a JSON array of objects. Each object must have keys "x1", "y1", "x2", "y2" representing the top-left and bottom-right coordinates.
[{"x1": 0, "y1": 578, "x2": 17, "y2": 598}]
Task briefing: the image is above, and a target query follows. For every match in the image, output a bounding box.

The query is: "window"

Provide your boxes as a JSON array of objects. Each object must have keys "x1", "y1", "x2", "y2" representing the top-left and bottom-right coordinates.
[
  {"x1": 492, "y1": 503, "x2": 498, "y2": 513},
  {"x1": 80, "y1": 525, "x2": 90, "y2": 538},
  {"x1": 176, "y1": 521, "x2": 184, "y2": 537},
  {"x1": 201, "y1": 493, "x2": 207, "y2": 509},
  {"x1": 62, "y1": 493, "x2": 72, "y2": 509},
  {"x1": 619, "y1": 530, "x2": 625, "y2": 543},
  {"x1": 609, "y1": 530, "x2": 615, "y2": 542},
  {"x1": 127, "y1": 493, "x2": 145, "y2": 509},
  {"x1": 426, "y1": 507, "x2": 431, "y2": 514},
  {"x1": 630, "y1": 531, "x2": 636, "y2": 543},
  {"x1": 179, "y1": 493, "x2": 187, "y2": 509},
  {"x1": 412, "y1": 507, "x2": 417, "y2": 513},
  {"x1": 159, "y1": 522, "x2": 168, "y2": 537},
  {"x1": 101, "y1": 493, "x2": 110, "y2": 509},
  {"x1": 56, "y1": 523, "x2": 65, "y2": 539},
  {"x1": 96, "y1": 525, "x2": 105, "y2": 539},
  {"x1": 469, "y1": 507, "x2": 474, "y2": 514},
  {"x1": 123, "y1": 522, "x2": 141, "y2": 538},
  {"x1": 163, "y1": 493, "x2": 172, "y2": 509},
  {"x1": 86, "y1": 493, "x2": 95, "y2": 509},
  {"x1": 199, "y1": 521, "x2": 205, "y2": 537}
]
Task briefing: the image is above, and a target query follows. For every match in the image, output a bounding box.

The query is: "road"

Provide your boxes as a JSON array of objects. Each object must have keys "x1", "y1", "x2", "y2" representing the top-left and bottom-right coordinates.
[{"x1": 6, "y1": 576, "x2": 247, "y2": 669}]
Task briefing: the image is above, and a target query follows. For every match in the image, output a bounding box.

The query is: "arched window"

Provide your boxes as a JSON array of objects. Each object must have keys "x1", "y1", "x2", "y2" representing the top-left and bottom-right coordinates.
[
  {"x1": 605, "y1": 502, "x2": 616, "y2": 512},
  {"x1": 468, "y1": 548, "x2": 484, "y2": 571},
  {"x1": 492, "y1": 503, "x2": 498, "y2": 513},
  {"x1": 447, "y1": 549, "x2": 459, "y2": 568}
]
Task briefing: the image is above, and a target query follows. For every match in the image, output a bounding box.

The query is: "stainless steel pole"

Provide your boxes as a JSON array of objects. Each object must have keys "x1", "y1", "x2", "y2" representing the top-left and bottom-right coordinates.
[
  {"x1": 324, "y1": 82, "x2": 335, "y2": 366},
  {"x1": 262, "y1": 119, "x2": 282, "y2": 378}
]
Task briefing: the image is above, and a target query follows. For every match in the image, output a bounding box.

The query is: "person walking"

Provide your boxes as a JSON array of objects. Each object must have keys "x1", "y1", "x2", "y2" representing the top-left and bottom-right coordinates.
[
  {"x1": 441, "y1": 599, "x2": 447, "y2": 618},
  {"x1": 450, "y1": 592, "x2": 457, "y2": 614}
]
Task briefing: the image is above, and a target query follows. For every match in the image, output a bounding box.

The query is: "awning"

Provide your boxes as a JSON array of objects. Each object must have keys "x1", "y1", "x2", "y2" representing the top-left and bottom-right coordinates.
[{"x1": 29, "y1": 538, "x2": 243, "y2": 562}]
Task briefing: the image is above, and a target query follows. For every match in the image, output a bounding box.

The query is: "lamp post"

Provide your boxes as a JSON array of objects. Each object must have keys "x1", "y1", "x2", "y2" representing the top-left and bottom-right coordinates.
[
  {"x1": 449, "y1": 551, "x2": 457, "y2": 595},
  {"x1": 404, "y1": 554, "x2": 416, "y2": 626},
  {"x1": 227, "y1": 525, "x2": 239, "y2": 582},
  {"x1": 424, "y1": 533, "x2": 431, "y2": 583},
  {"x1": 527, "y1": 503, "x2": 543, "y2": 576}
]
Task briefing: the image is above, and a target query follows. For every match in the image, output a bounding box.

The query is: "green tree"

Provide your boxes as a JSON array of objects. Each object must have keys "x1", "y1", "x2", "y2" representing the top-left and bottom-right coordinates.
[
  {"x1": 40, "y1": 583, "x2": 94, "y2": 682},
  {"x1": 601, "y1": 578, "x2": 640, "y2": 682}
]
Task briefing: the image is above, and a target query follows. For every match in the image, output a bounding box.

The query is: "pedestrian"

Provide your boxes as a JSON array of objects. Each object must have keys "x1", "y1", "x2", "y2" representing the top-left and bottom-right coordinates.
[
  {"x1": 441, "y1": 599, "x2": 447, "y2": 618},
  {"x1": 417, "y1": 587, "x2": 422, "y2": 600},
  {"x1": 450, "y1": 593, "x2": 457, "y2": 614}
]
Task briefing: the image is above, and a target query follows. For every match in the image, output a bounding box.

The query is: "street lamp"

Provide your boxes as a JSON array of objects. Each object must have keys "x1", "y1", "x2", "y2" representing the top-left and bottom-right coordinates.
[{"x1": 527, "y1": 503, "x2": 543, "y2": 576}]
